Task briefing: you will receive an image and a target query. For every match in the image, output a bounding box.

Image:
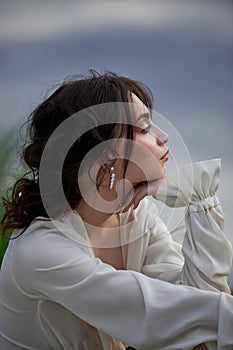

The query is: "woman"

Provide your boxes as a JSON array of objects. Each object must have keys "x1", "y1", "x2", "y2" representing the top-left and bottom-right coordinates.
[{"x1": 0, "y1": 70, "x2": 232, "y2": 350}]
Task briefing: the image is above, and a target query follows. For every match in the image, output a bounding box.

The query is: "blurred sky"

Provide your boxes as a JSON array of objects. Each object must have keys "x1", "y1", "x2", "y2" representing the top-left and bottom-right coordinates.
[{"x1": 0, "y1": 0, "x2": 233, "y2": 283}]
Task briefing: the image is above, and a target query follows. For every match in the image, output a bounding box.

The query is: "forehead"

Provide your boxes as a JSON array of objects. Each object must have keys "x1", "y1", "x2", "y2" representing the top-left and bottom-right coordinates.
[
  {"x1": 131, "y1": 93, "x2": 145, "y2": 106},
  {"x1": 130, "y1": 93, "x2": 150, "y2": 119}
]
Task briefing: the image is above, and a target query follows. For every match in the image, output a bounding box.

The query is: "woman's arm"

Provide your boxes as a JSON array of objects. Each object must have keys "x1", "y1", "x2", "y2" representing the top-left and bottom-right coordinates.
[
  {"x1": 141, "y1": 159, "x2": 232, "y2": 350},
  {"x1": 154, "y1": 158, "x2": 233, "y2": 294},
  {"x1": 142, "y1": 213, "x2": 184, "y2": 284},
  {"x1": 13, "y1": 230, "x2": 233, "y2": 350}
]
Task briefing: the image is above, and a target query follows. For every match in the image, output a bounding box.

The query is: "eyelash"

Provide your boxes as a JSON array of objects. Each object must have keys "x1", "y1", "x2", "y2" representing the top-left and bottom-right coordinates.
[{"x1": 141, "y1": 125, "x2": 152, "y2": 134}]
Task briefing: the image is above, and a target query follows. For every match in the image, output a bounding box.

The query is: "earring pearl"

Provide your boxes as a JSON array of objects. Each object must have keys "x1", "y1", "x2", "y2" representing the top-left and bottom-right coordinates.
[{"x1": 109, "y1": 166, "x2": 115, "y2": 190}]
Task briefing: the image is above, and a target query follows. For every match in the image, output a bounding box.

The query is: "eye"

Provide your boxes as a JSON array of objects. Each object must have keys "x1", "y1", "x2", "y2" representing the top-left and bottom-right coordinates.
[{"x1": 141, "y1": 125, "x2": 152, "y2": 134}]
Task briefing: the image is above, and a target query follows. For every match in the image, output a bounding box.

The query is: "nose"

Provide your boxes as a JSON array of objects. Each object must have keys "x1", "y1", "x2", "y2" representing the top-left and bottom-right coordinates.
[{"x1": 152, "y1": 125, "x2": 169, "y2": 146}]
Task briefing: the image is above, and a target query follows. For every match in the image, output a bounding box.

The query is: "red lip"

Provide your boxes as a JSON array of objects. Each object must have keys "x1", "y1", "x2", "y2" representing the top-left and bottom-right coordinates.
[{"x1": 160, "y1": 150, "x2": 169, "y2": 160}]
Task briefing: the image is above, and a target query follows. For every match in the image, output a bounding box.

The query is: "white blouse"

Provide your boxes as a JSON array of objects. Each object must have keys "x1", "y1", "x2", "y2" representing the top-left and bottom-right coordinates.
[{"x1": 0, "y1": 158, "x2": 232, "y2": 350}]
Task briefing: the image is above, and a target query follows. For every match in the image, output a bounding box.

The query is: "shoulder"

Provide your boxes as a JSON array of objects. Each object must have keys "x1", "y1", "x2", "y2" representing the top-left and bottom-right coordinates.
[
  {"x1": 11, "y1": 211, "x2": 89, "y2": 271},
  {"x1": 9, "y1": 215, "x2": 102, "y2": 297},
  {"x1": 15, "y1": 209, "x2": 87, "y2": 245}
]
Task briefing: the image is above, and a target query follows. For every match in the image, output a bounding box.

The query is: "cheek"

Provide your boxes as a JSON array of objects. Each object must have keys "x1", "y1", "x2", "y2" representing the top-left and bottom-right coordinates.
[{"x1": 125, "y1": 142, "x2": 164, "y2": 183}]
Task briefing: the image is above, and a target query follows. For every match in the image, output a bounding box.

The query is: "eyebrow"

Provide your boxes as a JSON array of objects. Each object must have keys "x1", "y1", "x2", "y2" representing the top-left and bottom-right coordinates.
[{"x1": 136, "y1": 112, "x2": 151, "y2": 122}]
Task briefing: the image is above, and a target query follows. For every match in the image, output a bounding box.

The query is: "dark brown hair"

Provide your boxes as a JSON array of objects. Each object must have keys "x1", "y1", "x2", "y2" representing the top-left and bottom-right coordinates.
[{"x1": 1, "y1": 70, "x2": 153, "y2": 236}]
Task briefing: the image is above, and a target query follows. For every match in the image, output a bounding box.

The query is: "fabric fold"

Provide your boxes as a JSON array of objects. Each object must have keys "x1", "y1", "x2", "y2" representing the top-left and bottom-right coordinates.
[{"x1": 156, "y1": 158, "x2": 221, "y2": 207}]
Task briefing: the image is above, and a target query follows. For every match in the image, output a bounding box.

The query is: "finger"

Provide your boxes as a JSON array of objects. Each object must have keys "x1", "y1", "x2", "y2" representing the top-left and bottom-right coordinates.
[
  {"x1": 122, "y1": 177, "x2": 165, "y2": 212},
  {"x1": 130, "y1": 184, "x2": 149, "y2": 210},
  {"x1": 147, "y1": 178, "x2": 165, "y2": 198},
  {"x1": 122, "y1": 183, "x2": 148, "y2": 212}
]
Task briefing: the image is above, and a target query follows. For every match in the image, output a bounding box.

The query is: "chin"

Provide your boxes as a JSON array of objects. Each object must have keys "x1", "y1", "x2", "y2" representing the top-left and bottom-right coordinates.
[
  {"x1": 126, "y1": 164, "x2": 165, "y2": 184},
  {"x1": 161, "y1": 165, "x2": 167, "y2": 176},
  {"x1": 148, "y1": 166, "x2": 166, "y2": 181}
]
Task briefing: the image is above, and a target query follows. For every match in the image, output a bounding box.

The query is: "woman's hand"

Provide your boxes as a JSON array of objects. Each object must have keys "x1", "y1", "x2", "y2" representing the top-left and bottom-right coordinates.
[
  {"x1": 120, "y1": 178, "x2": 164, "y2": 213},
  {"x1": 155, "y1": 159, "x2": 221, "y2": 208}
]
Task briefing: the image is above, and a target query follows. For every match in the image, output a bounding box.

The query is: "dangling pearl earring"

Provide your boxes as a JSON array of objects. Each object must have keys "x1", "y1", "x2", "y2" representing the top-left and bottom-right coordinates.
[{"x1": 109, "y1": 166, "x2": 115, "y2": 190}]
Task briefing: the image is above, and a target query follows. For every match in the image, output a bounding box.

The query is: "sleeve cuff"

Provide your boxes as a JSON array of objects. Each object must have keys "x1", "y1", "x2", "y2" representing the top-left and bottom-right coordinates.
[
  {"x1": 188, "y1": 195, "x2": 220, "y2": 213},
  {"x1": 156, "y1": 158, "x2": 221, "y2": 208}
]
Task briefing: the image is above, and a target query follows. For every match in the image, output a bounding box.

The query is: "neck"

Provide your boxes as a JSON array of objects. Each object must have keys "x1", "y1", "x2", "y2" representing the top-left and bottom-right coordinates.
[
  {"x1": 76, "y1": 162, "x2": 125, "y2": 229},
  {"x1": 76, "y1": 198, "x2": 118, "y2": 228}
]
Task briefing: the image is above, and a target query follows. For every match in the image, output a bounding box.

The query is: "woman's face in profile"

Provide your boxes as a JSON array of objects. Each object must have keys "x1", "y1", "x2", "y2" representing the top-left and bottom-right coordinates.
[{"x1": 125, "y1": 93, "x2": 169, "y2": 185}]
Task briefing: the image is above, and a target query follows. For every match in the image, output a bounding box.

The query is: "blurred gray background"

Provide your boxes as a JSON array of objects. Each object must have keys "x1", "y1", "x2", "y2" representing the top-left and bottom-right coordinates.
[{"x1": 0, "y1": 0, "x2": 232, "y2": 285}]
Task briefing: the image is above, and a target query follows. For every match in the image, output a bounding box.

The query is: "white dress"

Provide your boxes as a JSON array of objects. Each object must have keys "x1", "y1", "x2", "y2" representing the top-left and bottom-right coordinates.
[{"x1": 0, "y1": 159, "x2": 232, "y2": 350}]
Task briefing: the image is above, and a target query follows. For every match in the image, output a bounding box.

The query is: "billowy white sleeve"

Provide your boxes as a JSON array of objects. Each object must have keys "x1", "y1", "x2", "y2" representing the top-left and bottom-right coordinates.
[
  {"x1": 152, "y1": 158, "x2": 233, "y2": 294},
  {"x1": 14, "y1": 232, "x2": 233, "y2": 349},
  {"x1": 142, "y1": 214, "x2": 185, "y2": 284}
]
